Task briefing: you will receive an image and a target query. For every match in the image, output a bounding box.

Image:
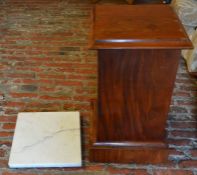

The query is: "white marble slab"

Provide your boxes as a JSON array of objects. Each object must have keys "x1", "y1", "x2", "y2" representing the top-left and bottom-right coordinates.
[{"x1": 9, "y1": 112, "x2": 82, "y2": 168}]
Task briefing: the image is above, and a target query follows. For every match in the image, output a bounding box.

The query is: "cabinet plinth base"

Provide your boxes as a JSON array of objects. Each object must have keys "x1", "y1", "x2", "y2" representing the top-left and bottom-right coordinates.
[{"x1": 89, "y1": 146, "x2": 172, "y2": 164}]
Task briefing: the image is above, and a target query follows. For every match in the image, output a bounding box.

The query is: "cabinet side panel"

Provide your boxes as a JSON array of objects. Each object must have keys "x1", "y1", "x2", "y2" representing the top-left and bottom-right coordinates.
[{"x1": 97, "y1": 49, "x2": 180, "y2": 142}]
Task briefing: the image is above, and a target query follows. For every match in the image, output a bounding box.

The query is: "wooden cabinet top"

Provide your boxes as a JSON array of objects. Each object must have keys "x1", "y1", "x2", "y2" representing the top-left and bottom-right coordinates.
[{"x1": 90, "y1": 5, "x2": 193, "y2": 49}]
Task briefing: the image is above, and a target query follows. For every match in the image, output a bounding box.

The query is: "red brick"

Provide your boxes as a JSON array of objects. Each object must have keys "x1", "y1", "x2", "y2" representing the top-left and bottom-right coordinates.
[
  {"x1": 86, "y1": 81, "x2": 97, "y2": 86},
  {"x1": 167, "y1": 139, "x2": 191, "y2": 146},
  {"x1": 6, "y1": 101, "x2": 26, "y2": 107},
  {"x1": 0, "y1": 116, "x2": 17, "y2": 122},
  {"x1": 73, "y1": 63, "x2": 96, "y2": 69},
  {"x1": 73, "y1": 96, "x2": 95, "y2": 101},
  {"x1": 153, "y1": 169, "x2": 193, "y2": 175},
  {"x1": 22, "y1": 79, "x2": 39, "y2": 84},
  {"x1": 6, "y1": 73, "x2": 35, "y2": 78},
  {"x1": 15, "y1": 67, "x2": 42, "y2": 72},
  {"x1": 107, "y1": 167, "x2": 148, "y2": 175},
  {"x1": 39, "y1": 95, "x2": 71, "y2": 101},
  {"x1": 2, "y1": 123, "x2": 16, "y2": 130},
  {"x1": 84, "y1": 164, "x2": 105, "y2": 171},
  {"x1": 5, "y1": 109, "x2": 18, "y2": 115},
  {"x1": 169, "y1": 150, "x2": 183, "y2": 155},
  {"x1": 0, "y1": 131, "x2": 13, "y2": 137},
  {"x1": 75, "y1": 88, "x2": 96, "y2": 95},
  {"x1": 170, "y1": 121, "x2": 197, "y2": 129},
  {"x1": 37, "y1": 73, "x2": 66, "y2": 79},
  {"x1": 0, "y1": 63, "x2": 9, "y2": 70},
  {"x1": 64, "y1": 103, "x2": 91, "y2": 110},
  {"x1": 26, "y1": 103, "x2": 62, "y2": 111},
  {"x1": 190, "y1": 150, "x2": 197, "y2": 157},
  {"x1": 30, "y1": 57, "x2": 52, "y2": 62},
  {"x1": 179, "y1": 160, "x2": 197, "y2": 168},
  {"x1": 49, "y1": 67, "x2": 75, "y2": 73},
  {"x1": 38, "y1": 86, "x2": 56, "y2": 92},
  {"x1": 35, "y1": 79, "x2": 54, "y2": 84},
  {"x1": 67, "y1": 74, "x2": 90, "y2": 80},
  {"x1": 55, "y1": 80, "x2": 83, "y2": 86},
  {"x1": 177, "y1": 100, "x2": 197, "y2": 106},
  {"x1": 170, "y1": 131, "x2": 197, "y2": 138},
  {"x1": 10, "y1": 93, "x2": 37, "y2": 98},
  {"x1": 76, "y1": 69, "x2": 97, "y2": 74},
  {"x1": 44, "y1": 63, "x2": 71, "y2": 67}
]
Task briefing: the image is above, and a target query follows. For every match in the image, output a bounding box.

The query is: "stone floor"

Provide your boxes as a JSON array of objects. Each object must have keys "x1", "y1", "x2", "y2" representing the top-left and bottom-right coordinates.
[{"x1": 0, "y1": 0, "x2": 196, "y2": 174}]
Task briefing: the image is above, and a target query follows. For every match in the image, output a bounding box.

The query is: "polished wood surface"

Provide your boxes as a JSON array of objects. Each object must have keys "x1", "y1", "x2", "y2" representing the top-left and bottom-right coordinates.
[
  {"x1": 89, "y1": 5, "x2": 192, "y2": 163},
  {"x1": 89, "y1": 147, "x2": 172, "y2": 163},
  {"x1": 97, "y1": 49, "x2": 179, "y2": 142},
  {"x1": 90, "y1": 5, "x2": 192, "y2": 49}
]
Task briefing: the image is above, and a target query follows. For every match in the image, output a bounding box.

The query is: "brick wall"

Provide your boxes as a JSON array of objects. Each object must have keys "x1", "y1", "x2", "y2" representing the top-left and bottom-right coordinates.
[{"x1": 0, "y1": 0, "x2": 196, "y2": 174}]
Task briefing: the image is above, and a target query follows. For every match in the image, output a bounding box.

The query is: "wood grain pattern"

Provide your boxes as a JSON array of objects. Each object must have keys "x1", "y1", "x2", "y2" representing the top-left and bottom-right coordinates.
[
  {"x1": 97, "y1": 49, "x2": 180, "y2": 143},
  {"x1": 89, "y1": 147, "x2": 172, "y2": 164}
]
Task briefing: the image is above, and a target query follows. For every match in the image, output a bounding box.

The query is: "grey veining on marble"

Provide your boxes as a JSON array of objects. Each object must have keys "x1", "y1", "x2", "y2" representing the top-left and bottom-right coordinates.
[{"x1": 9, "y1": 112, "x2": 82, "y2": 168}]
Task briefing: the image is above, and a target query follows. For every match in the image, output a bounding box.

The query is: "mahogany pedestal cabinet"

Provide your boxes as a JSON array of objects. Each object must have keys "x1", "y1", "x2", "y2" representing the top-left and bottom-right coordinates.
[{"x1": 89, "y1": 5, "x2": 192, "y2": 163}]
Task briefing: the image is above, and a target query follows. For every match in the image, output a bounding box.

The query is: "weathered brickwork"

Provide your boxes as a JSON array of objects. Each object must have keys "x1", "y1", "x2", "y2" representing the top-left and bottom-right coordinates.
[{"x1": 0, "y1": 0, "x2": 196, "y2": 174}]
